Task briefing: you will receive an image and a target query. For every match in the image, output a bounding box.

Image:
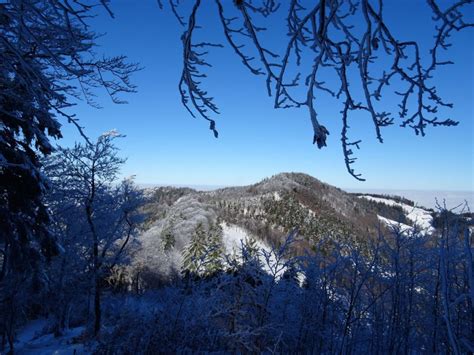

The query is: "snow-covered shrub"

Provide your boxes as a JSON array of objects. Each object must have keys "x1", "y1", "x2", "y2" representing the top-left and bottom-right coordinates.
[{"x1": 94, "y1": 211, "x2": 473, "y2": 353}]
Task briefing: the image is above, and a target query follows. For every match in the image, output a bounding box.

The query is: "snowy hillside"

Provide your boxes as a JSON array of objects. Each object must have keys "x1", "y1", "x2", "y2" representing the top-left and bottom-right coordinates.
[
  {"x1": 133, "y1": 173, "x2": 436, "y2": 282},
  {"x1": 359, "y1": 195, "x2": 435, "y2": 235}
]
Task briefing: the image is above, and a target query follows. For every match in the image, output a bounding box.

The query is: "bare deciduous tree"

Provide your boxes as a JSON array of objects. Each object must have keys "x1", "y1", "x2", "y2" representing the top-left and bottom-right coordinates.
[{"x1": 44, "y1": 131, "x2": 143, "y2": 337}]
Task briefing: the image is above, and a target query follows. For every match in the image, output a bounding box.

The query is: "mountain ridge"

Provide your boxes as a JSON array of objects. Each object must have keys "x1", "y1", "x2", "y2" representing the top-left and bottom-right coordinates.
[{"x1": 134, "y1": 172, "x2": 436, "y2": 284}]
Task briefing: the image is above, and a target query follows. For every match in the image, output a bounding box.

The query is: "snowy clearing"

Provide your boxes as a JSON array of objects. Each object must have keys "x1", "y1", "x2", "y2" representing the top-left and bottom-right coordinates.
[
  {"x1": 221, "y1": 222, "x2": 288, "y2": 279},
  {"x1": 377, "y1": 215, "x2": 414, "y2": 235},
  {"x1": 360, "y1": 195, "x2": 435, "y2": 234},
  {"x1": 11, "y1": 319, "x2": 88, "y2": 354}
]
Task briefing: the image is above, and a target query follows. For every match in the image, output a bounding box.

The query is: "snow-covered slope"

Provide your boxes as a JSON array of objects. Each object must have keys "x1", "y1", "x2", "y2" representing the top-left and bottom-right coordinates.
[
  {"x1": 377, "y1": 215, "x2": 415, "y2": 235},
  {"x1": 221, "y1": 222, "x2": 288, "y2": 278},
  {"x1": 360, "y1": 195, "x2": 435, "y2": 234},
  {"x1": 221, "y1": 223, "x2": 268, "y2": 255}
]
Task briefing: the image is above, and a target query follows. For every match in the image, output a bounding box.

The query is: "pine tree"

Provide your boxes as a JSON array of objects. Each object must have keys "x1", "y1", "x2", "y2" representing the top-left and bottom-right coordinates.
[
  {"x1": 182, "y1": 221, "x2": 225, "y2": 277},
  {"x1": 206, "y1": 222, "x2": 224, "y2": 276},
  {"x1": 0, "y1": 2, "x2": 137, "y2": 347},
  {"x1": 161, "y1": 226, "x2": 175, "y2": 252},
  {"x1": 182, "y1": 223, "x2": 207, "y2": 276}
]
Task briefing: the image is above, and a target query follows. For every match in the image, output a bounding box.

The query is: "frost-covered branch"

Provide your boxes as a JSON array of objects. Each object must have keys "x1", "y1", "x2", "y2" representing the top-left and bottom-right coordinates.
[{"x1": 164, "y1": 0, "x2": 472, "y2": 179}]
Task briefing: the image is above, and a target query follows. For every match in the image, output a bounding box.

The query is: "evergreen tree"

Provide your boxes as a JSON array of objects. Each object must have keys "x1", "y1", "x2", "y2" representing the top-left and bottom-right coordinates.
[
  {"x1": 182, "y1": 221, "x2": 225, "y2": 277},
  {"x1": 161, "y1": 226, "x2": 176, "y2": 252},
  {"x1": 206, "y1": 222, "x2": 224, "y2": 276},
  {"x1": 182, "y1": 223, "x2": 207, "y2": 276}
]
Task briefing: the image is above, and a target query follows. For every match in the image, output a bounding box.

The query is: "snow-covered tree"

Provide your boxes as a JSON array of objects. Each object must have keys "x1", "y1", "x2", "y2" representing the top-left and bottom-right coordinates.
[{"x1": 43, "y1": 132, "x2": 143, "y2": 336}]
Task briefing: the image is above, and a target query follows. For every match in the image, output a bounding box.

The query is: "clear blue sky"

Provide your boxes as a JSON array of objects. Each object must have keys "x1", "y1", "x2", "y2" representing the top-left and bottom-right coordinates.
[{"x1": 59, "y1": 0, "x2": 473, "y2": 191}]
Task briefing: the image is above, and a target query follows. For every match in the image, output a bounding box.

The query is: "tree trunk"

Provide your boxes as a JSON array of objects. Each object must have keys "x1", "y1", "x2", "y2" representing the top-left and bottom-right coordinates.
[
  {"x1": 91, "y1": 212, "x2": 101, "y2": 337},
  {"x1": 86, "y1": 196, "x2": 101, "y2": 337},
  {"x1": 94, "y1": 274, "x2": 101, "y2": 337}
]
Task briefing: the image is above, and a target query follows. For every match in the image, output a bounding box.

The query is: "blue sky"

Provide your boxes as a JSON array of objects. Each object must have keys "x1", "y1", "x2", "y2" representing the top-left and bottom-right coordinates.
[{"x1": 58, "y1": 0, "x2": 473, "y2": 191}]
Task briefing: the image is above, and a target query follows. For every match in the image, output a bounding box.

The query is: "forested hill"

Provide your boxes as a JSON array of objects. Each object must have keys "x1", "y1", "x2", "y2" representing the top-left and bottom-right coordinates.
[
  {"x1": 135, "y1": 172, "x2": 441, "y2": 284},
  {"x1": 143, "y1": 171, "x2": 433, "y2": 238}
]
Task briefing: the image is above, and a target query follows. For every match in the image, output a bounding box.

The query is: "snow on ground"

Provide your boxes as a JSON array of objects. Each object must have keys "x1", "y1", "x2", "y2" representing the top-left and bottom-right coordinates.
[
  {"x1": 377, "y1": 215, "x2": 414, "y2": 235},
  {"x1": 347, "y1": 188, "x2": 473, "y2": 209},
  {"x1": 10, "y1": 319, "x2": 88, "y2": 354},
  {"x1": 221, "y1": 223, "x2": 266, "y2": 255},
  {"x1": 221, "y1": 222, "x2": 287, "y2": 279},
  {"x1": 360, "y1": 195, "x2": 435, "y2": 234}
]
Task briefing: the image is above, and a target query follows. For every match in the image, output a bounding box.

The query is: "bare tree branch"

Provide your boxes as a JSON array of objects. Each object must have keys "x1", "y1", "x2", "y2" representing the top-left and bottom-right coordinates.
[{"x1": 164, "y1": 0, "x2": 472, "y2": 180}]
